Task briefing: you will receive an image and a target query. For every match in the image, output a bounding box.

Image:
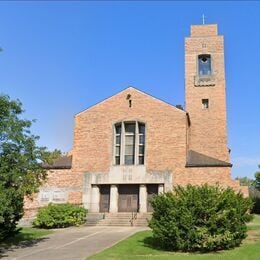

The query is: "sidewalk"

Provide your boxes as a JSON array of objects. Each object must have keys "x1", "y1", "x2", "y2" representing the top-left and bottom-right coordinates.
[{"x1": 1, "y1": 226, "x2": 148, "y2": 260}]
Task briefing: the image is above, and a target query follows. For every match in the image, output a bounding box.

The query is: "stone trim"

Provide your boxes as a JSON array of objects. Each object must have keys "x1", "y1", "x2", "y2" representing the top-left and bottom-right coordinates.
[
  {"x1": 83, "y1": 167, "x2": 173, "y2": 212},
  {"x1": 194, "y1": 75, "x2": 215, "y2": 87}
]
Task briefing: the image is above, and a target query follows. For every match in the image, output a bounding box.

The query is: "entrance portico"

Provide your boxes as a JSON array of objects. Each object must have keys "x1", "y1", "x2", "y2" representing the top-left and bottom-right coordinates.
[
  {"x1": 84, "y1": 165, "x2": 172, "y2": 213},
  {"x1": 90, "y1": 183, "x2": 161, "y2": 213}
]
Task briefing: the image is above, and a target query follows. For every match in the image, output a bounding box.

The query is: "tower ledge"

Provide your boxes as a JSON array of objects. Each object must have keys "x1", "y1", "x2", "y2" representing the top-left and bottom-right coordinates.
[{"x1": 191, "y1": 24, "x2": 218, "y2": 37}]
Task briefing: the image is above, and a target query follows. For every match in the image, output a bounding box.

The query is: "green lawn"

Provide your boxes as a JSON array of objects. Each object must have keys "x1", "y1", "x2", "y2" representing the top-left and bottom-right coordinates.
[
  {"x1": 0, "y1": 227, "x2": 53, "y2": 247},
  {"x1": 90, "y1": 215, "x2": 260, "y2": 260}
]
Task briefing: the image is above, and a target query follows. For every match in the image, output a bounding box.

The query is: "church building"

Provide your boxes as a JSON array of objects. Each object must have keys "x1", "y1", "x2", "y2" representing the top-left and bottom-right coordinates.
[{"x1": 24, "y1": 24, "x2": 247, "y2": 220}]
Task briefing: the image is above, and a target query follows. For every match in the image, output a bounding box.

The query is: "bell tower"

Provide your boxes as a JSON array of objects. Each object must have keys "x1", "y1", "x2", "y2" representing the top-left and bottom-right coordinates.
[{"x1": 185, "y1": 24, "x2": 230, "y2": 162}]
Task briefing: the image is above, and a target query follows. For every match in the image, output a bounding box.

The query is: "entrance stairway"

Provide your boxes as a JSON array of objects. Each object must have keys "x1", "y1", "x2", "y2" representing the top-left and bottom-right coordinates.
[{"x1": 86, "y1": 212, "x2": 152, "y2": 227}]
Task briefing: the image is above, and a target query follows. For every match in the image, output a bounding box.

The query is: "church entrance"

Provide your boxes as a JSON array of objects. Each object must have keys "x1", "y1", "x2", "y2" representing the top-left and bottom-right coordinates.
[
  {"x1": 99, "y1": 185, "x2": 110, "y2": 212},
  {"x1": 118, "y1": 185, "x2": 139, "y2": 212},
  {"x1": 147, "y1": 184, "x2": 158, "y2": 212}
]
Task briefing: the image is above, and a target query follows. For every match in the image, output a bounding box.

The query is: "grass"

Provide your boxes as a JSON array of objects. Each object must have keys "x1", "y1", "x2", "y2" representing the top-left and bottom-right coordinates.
[
  {"x1": 249, "y1": 214, "x2": 260, "y2": 225},
  {"x1": 0, "y1": 227, "x2": 53, "y2": 247},
  {"x1": 90, "y1": 214, "x2": 260, "y2": 260}
]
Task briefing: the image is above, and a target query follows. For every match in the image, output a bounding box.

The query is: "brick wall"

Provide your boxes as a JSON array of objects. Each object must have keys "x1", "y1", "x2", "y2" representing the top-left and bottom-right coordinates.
[
  {"x1": 23, "y1": 169, "x2": 83, "y2": 219},
  {"x1": 72, "y1": 87, "x2": 188, "y2": 173},
  {"x1": 185, "y1": 24, "x2": 229, "y2": 162},
  {"x1": 23, "y1": 24, "x2": 248, "y2": 219}
]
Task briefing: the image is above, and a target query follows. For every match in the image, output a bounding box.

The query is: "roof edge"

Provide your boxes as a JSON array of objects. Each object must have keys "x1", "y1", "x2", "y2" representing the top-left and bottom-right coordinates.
[
  {"x1": 75, "y1": 86, "x2": 186, "y2": 117},
  {"x1": 42, "y1": 155, "x2": 72, "y2": 170},
  {"x1": 185, "y1": 163, "x2": 232, "y2": 168},
  {"x1": 186, "y1": 150, "x2": 232, "y2": 168},
  {"x1": 43, "y1": 165, "x2": 72, "y2": 170}
]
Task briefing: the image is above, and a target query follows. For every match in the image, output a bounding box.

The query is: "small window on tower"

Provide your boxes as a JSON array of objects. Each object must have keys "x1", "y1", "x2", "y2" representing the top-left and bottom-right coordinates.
[
  {"x1": 202, "y1": 99, "x2": 209, "y2": 109},
  {"x1": 198, "y1": 54, "x2": 212, "y2": 76}
]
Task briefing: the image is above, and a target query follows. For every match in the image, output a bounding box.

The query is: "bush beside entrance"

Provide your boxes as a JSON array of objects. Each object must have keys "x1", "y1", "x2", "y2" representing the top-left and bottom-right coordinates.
[
  {"x1": 149, "y1": 184, "x2": 253, "y2": 252},
  {"x1": 33, "y1": 203, "x2": 87, "y2": 228}
]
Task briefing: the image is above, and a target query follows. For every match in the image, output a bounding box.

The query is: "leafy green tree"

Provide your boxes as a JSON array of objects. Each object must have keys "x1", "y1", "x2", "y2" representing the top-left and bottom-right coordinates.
[
  {"x1": 0, "y1": 94, "x2": 59, "y2": 240},
  {"x1": 235, "y1": 176, "x2": 254, "y2": 186},
  {"x1": 255, "y1": 166, "x2": 260, "y2": 190}
]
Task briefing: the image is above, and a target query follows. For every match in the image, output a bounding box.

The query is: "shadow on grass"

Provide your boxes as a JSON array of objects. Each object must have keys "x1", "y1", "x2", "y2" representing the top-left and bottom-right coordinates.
[
  {"x1": 141, "y1": 235, "x2": 223, "y2": 255},
  {"x1": 142, "y1": 236, "x2": 165, "y2": 251},
  {"x1": 0, "y1": 228, "x2": 50, "y2": 258}
]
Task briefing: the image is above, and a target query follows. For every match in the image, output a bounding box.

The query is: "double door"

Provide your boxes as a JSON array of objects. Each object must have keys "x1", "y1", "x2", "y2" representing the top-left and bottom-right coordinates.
[{"x1": 118, "y1": 185, "x2": 139, "y2": 212}]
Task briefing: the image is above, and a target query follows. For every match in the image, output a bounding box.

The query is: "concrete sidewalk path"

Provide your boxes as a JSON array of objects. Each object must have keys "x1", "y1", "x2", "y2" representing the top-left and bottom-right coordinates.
[{"x1": 1, "y1": 226, "x2": 148, "y2": 260}]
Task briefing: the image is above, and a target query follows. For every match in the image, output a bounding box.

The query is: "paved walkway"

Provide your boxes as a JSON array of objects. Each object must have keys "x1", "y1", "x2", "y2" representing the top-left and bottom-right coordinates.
[{"x1": 1, "y1": 226, "x2": 148, "y2": 260}]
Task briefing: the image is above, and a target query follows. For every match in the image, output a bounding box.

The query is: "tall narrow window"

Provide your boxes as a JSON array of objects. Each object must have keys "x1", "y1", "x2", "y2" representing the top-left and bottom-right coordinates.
[
  {"x1": 124, "y1": 123, "x2": 135, "y2": 165},
  {"x1": 138, "y1": 123, "x2": 145, "y2": 165},
  {"x1": 198, "y1": 54, "x2": 211, "y2": 76},
  {"x1": 113, "y1": 121, "x2": 145, "y2": 165},
  {"x1": 115, "y1": 124, "x2": 121, "y2": 165}
]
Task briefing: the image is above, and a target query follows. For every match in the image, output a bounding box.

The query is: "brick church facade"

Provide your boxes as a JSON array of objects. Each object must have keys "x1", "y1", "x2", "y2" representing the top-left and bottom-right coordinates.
[{"x1": 24, "y1": 24, "x2": 247, "y2": 219}]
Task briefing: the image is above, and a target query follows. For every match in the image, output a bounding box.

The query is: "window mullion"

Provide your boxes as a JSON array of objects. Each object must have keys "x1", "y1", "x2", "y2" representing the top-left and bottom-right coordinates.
[
  {"x1": 121, "y1": 121, "x2": 124, "y2": 165},
  {"x1": 113, "y1": 125, "x2": 116, "y2": 165}
]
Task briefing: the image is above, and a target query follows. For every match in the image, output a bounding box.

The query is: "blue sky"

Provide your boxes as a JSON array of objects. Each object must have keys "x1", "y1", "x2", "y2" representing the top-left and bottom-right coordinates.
[{"x1": 0, "y1": 1, "x2": 259, "y2": 178}]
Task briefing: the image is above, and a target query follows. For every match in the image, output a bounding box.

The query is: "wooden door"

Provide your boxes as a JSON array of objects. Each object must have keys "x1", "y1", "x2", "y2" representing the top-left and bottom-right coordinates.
[
  {"x1": 118, "y1": 185, "x2": 139, "y2": 212},
  {"x1": 99, "y1": 185, "x2": 110, "y2": 212},
  {"x1": 147, "y1": 184, "x2": 158, "y2": 212}
]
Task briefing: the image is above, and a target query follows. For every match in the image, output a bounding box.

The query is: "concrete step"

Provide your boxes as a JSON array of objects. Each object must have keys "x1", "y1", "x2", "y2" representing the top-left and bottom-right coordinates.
[{"x1": 85, "y1": 212, "x2": 152, "y2": 227}]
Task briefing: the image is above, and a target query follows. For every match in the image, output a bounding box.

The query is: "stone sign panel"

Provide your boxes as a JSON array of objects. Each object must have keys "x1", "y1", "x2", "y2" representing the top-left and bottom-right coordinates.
[
  {"x1": 53, "y1": 190, "x2": 67, "y2": 202},
  {"x1": 39, "y1": 188, "x2": 68, "y2": 204},
  {"x1": 40, "y1": 191, "x2": 51, "y2": 203}
]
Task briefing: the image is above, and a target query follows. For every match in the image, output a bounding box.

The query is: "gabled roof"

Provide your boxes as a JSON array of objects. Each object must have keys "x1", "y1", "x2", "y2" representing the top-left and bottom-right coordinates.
[
  {"x1": 76, "y1": 86, "x2": 186, "y2": 116},
  {"x1": 43, "y1": 155, "x2": 72, "y2": 169},
  {"x1": 186, "y1": 150, "x2": 232, "y2": 168}
]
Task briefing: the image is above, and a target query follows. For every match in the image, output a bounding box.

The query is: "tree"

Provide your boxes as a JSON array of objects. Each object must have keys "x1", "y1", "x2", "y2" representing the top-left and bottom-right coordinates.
[
  {"x1": 0, "y1": 94, "x2": 59, "y2": 240},
  {"x1": 254, "y1": 166, "x2": 260, "y2": 190},
  {"x1": 235, "y1": 176, "x2": 254, "y2": 186}
]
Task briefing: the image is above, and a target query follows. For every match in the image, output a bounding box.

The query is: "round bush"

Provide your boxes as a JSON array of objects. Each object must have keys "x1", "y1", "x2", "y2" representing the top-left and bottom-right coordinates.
[
  {"x1": 33, "y1": 203, "x2": 87, "y2": 228},
  {"x1": 149, "y1": 184, "x2": 253, "y2": 252}
]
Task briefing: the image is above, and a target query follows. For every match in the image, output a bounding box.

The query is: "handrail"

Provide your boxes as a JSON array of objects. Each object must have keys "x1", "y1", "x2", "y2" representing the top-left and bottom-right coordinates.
[{"x1": 130, "y1": 205, "x2": 139, "y2": 226}]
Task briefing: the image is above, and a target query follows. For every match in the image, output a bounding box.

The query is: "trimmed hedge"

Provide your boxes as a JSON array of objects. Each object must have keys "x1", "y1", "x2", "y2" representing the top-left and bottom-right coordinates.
[
  {"x1": 149, "y1": 184, "x2": 253, "y2": 252},
  {"x1": 33, "y1": 203, "x2": 87, "y2": 228}
]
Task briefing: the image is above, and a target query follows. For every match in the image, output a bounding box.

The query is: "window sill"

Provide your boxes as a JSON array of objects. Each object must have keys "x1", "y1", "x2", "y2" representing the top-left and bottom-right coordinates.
[
  {"x1": 112, "y1": 164, "x2": 145, "y2": 167},
  {"x1": 194, "y1": 75, "x2": 215, "y2": 87}
]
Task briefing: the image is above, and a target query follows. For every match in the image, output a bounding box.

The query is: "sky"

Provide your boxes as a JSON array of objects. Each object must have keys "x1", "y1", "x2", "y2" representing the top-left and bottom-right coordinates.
[{"x1": 0, "y1": 1, "x2": 259, "y2": 179}]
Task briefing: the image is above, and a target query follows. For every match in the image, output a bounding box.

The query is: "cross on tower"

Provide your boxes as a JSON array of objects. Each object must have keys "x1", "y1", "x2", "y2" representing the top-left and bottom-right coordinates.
[{"x1": 202, "y1": 14, "x2": 206, "y2": 25}]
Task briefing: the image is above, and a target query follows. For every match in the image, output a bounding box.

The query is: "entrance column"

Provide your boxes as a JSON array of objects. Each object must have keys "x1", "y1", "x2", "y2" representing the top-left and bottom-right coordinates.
[
  {"x1": 91, "y1": 185, "x2": 100, "y2": 212},
  {"x1": 158, "y1": 184, "x2": 164, "y2": 194},
  {"x1": 109, "y1": 184, "x2": 118, "y2": 213},
  {"x1": 139, "y1": 184, "x2": 147, "y2": 213}
]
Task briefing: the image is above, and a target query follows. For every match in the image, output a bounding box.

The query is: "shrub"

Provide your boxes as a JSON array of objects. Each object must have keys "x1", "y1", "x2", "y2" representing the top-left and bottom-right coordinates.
[
  {"x1": 33, "y1": 203, "x2": 87, "y2": 228},
  {"x1": 149, "y1": 184, "x2": 253, "y2": 252}
]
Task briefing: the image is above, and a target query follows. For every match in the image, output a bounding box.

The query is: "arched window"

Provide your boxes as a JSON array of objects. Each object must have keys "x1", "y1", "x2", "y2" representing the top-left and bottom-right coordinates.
[
  {"x1": 114, "y1": 121, "x2": 145, "y2": 165},
  {"x1": 198, "y1": 54, "x2": 212, "y2": 76}
]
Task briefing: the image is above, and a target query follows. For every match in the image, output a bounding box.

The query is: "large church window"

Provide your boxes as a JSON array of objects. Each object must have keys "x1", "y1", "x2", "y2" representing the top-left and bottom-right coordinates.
[
  {"x1": 198, "y1": 54, "x2": 212, "y2": 76},
  {"x1": 114, "y1": 121, "x2": 145, "y2": 165}
]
